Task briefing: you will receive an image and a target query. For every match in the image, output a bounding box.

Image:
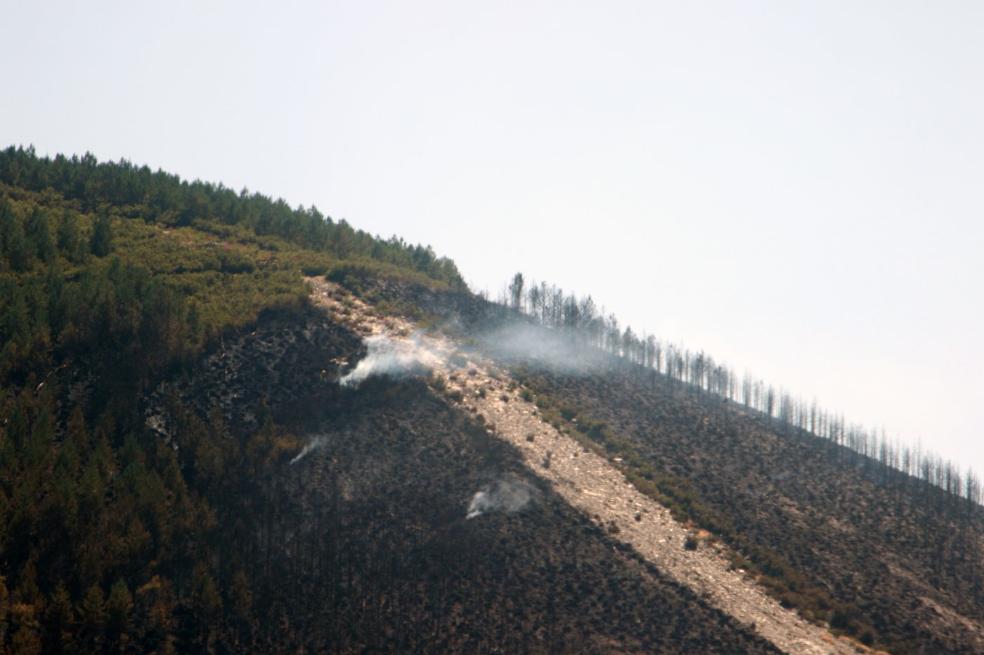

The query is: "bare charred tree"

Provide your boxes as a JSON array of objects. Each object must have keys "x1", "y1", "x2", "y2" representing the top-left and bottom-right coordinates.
[{"x1": 508, "y1": 272, "x2": 525, "y2": 313}]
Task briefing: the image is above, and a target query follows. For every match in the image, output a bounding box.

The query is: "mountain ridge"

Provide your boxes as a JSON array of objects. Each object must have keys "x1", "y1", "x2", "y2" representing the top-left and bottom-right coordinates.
[{"x1": 0, "y1": 148, "x2": 981, "y2": 653}]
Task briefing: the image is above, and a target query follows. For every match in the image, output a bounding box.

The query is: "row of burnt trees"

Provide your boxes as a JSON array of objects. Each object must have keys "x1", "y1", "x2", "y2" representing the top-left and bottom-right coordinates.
[{"x1": 501, "y1": 273, "x2": 981, "y2": 509}]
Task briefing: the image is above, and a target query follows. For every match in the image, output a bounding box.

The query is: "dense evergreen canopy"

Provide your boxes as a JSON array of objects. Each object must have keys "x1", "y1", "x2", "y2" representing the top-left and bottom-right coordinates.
[{"x1": 0, "y1": 145, "x2": 463, "y2": 288}]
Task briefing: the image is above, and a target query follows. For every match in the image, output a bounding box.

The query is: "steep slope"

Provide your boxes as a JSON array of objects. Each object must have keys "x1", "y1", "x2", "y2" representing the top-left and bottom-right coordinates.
[
  {"x1": 330, "y1": 273, "x2": 984, "y2": 655},
  {"x1": 513, "y1": 368, "x2": 984, "y2": 653},
  {"x1": 0, "y1": 149, "x2": 771, "y2": 653},
  {"x1": 310, "y1": 278, "x2": 865, "y2": 655},
  {"x1": 2, "y1": 149, "x2": 981, "y2": 654},
  {"x1": 147, "y1": 287, "x2": 780, "y2": 653}
]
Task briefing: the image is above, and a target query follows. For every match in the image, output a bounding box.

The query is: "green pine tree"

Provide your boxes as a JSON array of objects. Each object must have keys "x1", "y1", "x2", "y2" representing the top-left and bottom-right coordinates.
[
  {"x1": 89, "y1": 211, "x2": 112, "y2": 257},
  {"x1": 56, "y1": 209, "x2": 83, "y2": 263},
  {"x1": 1, "y1": 210, "x2": 31, "y2": 272},
  {"x1": 25, "y1": 208, "x2": 54, "y2": 263}
]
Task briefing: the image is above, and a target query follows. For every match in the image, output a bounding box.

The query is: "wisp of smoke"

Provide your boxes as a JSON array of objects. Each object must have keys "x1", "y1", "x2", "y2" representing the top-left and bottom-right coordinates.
[
  {"x1": 477, "y1": 322, "x2": 609, "y2": 375},
  {"x1": 339, "y1": 334, "x2": 437, "y2": 387},
  {"x1": 466, "y1": 479, "x2": 536, "y2": 519},
  {"x1": 290, "y1": 436, "x2": 327, "y2": 465}
]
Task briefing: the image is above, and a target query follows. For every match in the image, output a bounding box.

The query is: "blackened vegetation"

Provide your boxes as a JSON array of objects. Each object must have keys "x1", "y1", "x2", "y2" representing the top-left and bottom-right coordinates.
[
  {"x1": 326, "y1": 262, "x2": 494, "y2": 328},
  {"x1": 243, "y1": 372, "x2": 778, "y2": 653},
  {"x1": 518, "y1": 367, "x2": 984, "y2": 654},
  {"x1": 146, "y1": 305, "x2": 364, "y2": 436},
  {"x1": 0, "y1": 294, "x2": 777, "y2": 652},
  {"x1": 353, "y1": 274, "x2": 984, "y2": 653},
  {"x1": 145, "y1": 310, "x2": 780, "y2": 653}
]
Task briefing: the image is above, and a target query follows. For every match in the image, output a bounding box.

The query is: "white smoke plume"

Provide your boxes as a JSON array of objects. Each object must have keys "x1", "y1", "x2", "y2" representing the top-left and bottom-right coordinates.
[
  {"x1": 466, "y1": 479, "x2": 536, "y2": 519},
  {"x1": 290, "y1": 435, "x2": 327, "y2": 465},
  {"x1": 339, "y1": 334, "x2": 442, "y2": 387},
  {"x1": 339, "y1": 320, "x2": 605, "y2": 391},
  {"x1": 476, "y1": 322, "x2": 610, "y2": 374}
]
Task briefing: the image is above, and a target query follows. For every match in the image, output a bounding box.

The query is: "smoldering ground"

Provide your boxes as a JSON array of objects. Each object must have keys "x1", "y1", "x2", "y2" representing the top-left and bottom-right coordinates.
[
  {"x1": 466, "y1": 479, "x2": 538, "y2": 519},
  {"x1": 339, "y1": 333, "x2": 443, "y2": 387},
  {"x1": 290, "y1": 435, "x2": 327, "y2": 465}
]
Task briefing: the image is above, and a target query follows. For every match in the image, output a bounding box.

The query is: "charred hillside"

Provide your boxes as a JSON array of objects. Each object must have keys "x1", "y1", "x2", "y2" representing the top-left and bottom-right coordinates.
[
  {"x1": 0, "y1": 282, "x2": 783, "y2": 652},
  {"x1": 513, "y1": 366, "x2": 984, "y2": 654},
  {"x1": 147, "y1": 304, "x2": 779, "y2": 653},
  {"x1": 338, "y1": 274, "x2": 984, "y2": 654}
]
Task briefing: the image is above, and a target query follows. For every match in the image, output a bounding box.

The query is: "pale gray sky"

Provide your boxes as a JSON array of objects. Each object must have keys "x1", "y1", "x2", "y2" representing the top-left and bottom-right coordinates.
[{"x1": 3, "y1": 1, "x2": 982, "y2": 473}]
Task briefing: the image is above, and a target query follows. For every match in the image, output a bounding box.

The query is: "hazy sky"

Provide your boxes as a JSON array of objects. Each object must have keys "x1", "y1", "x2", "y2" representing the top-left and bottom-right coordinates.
[{"x1": 3, "y1": 1, "x2": 982, "y2": 473}]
